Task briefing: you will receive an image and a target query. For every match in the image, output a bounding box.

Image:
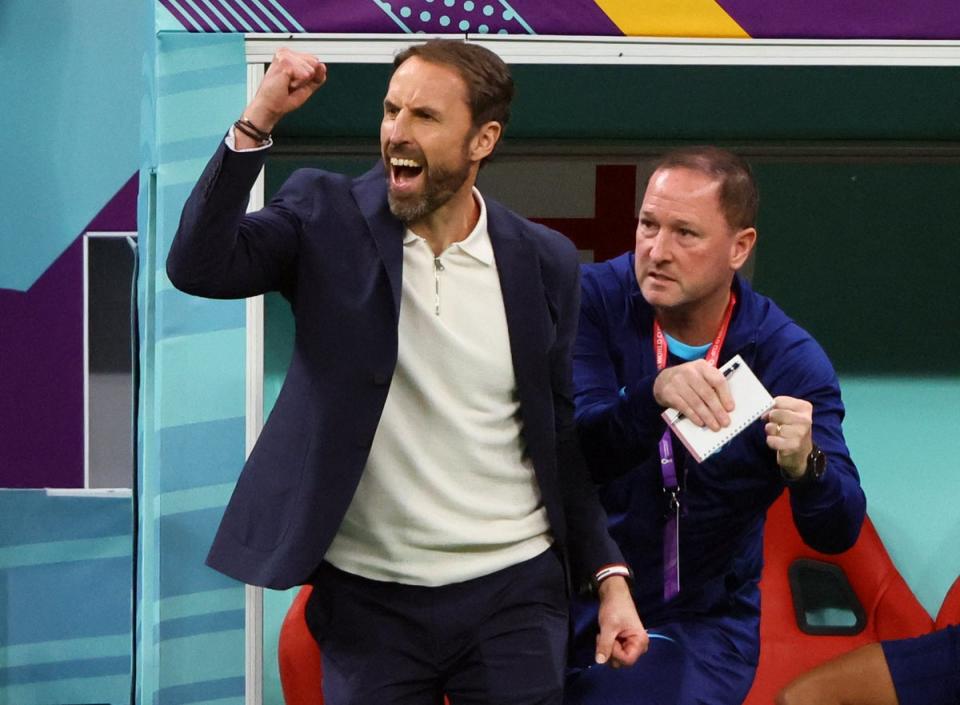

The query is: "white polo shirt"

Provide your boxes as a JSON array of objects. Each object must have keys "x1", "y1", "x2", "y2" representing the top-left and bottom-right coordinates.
[{"x1": 324, "y1": 190, "x2": 552, "y2": 585}]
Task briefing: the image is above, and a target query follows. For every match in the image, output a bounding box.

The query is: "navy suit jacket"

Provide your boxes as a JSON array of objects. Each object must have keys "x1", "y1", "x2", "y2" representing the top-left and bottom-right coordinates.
[{"x1": 167, "y1": 142, "x2": 623, "y2": 590}]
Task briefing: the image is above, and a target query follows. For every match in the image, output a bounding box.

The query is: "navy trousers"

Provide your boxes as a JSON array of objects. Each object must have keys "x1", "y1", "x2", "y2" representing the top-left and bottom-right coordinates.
[
  {"x1": 564, "y1": 610, "x2": 759, "y2": 705},
  {"x1": 305, "y1": 548, "x2": 569, "y2": 705}
]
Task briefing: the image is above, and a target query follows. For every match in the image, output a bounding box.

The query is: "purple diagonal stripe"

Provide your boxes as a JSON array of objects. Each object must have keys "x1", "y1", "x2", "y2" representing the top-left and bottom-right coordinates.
[
  {"x1": 269, "y1": 1, "x2": 402, "y2": 33},
  {"x1": 209, "y1": 0, "x2": 255, "y2": 31},
  {"x1": 256, "y1": 0, "x2": 299, "y2": 32},
  {"x1": 160, "y1": 0, "x2": 203, "y2": 31},
  {"x1": 165, "y1": 0, "x2": 232, "y2": 32},
  {"x1": 196, "y1": 0, "x2": 241, "y2": 32},
  {"x1": 230, "y1": 0, "x2": 283, "y2": 32},
  {"x1": 185, "y1": 0, "x2": 233, "y2": 32},
  {"x1": 507, "y1": 0, "x2": 622, "y2": 35},
  {"x1": 171, "y1": 0, "x2": 221, "y2": 31},
  {"x1": 717, "y1": 0, "x2": 960, "y2": 39}
]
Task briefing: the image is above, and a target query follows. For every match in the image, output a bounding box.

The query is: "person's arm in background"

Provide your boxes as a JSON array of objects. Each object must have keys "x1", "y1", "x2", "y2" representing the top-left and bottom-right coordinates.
[
  {"x1": 776, "y1": 643, "x2": 897, "y2": 705},
  {"x1": 573, "y1": 272, "x2": 666, "y2": 483},
  {"x1": 780, "y1": 625, "x2": 960, "y2": 705}
]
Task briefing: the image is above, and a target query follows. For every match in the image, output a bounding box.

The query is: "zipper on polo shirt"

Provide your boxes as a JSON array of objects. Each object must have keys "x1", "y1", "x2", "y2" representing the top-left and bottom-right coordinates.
[{"x1": 434, "y1": 257, "x2": 444, "y2": 316}]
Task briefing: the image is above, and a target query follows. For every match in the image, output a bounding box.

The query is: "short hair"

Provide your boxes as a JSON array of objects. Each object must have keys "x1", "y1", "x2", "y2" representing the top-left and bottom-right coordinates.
[
  {"x1": 393, "y1": 39, "x2": 514, "y2": 133},
  {"x1": 650, "y1": 146, "x2": 759, "y2": 230}
]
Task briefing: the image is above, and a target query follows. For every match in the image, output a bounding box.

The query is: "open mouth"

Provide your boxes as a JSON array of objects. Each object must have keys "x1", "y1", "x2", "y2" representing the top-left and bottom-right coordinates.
[{"x1": 389, "y1": 157, "x2": 424, "y2": 190}]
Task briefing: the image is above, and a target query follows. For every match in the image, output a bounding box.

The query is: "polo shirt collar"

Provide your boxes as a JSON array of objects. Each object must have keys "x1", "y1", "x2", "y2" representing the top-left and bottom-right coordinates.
[{"x1": 402, "y1": 188, "x2": 494, "y2": 266}]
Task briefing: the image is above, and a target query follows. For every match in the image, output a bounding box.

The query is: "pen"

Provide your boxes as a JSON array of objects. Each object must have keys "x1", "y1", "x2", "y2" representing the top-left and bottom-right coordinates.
[{"x1": 723, "y1": 361, "x2": 740, "y2": 377}]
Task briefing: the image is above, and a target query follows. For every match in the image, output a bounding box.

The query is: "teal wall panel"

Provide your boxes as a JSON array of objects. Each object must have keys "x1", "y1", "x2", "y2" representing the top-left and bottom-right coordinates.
[
  {"x1": 157, "y1": 330, "x2": 246, "y2": 428},
  {"x1": 842, "y1": 377, "x2": 960, "y2": 617},
  {"x1": 160, "y1": 291, "x2": 247, "y2": 338},
  {"x1": 0, "y1": 0, "x2": 146, "y2": 291},
  {"x1": 0, "y1": 490, "x2": 132, "y2": 705},
  {"x1": 139, "y1": 30, "x2": 249, "y2": 705},
  {"x1": 157, "y1": 419, "x2": 246, "y2": 493}
]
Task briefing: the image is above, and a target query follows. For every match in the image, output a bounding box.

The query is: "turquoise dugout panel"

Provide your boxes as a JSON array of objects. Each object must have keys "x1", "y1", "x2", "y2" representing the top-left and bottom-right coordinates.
[
  {"x1": 140, "y1": 31, "x2": 248, "y2": 705},
  {"x1": 0, "y1": 490, "x2": 132, "y2": 705}
]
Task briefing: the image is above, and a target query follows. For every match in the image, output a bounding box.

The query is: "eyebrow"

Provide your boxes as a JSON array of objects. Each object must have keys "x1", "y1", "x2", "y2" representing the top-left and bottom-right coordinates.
[
  {"x1": 411, "y1": 105, "x2": 439, "y2": 119},
  {"x1": 382, "y1": 96, "x2": 441, "y2": 120}
]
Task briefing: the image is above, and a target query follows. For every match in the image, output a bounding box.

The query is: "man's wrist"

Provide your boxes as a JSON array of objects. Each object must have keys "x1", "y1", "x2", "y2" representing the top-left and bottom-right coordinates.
[
  {"x1": 597, "y1": 574, "x2": 632, "y2": 601},
  {"x1": 781, "y1": 443, "x2": 827, "y2": 485},
  {"x1": 242, "y1": 103, "x2": 280, "y2": 134}
]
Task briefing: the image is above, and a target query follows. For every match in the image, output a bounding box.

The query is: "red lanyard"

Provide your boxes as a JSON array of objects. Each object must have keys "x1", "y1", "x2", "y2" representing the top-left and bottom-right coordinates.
[
  {"x1": 653, "y1": 291, "x2": 736, "y2": 600},
  {"x1": 653, "y1": 292, "x2": 737, "y2": 372}
]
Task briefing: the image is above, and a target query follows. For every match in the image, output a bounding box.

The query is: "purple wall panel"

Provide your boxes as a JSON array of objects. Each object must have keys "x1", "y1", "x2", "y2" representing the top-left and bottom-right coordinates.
[
  {"x1": 717, "y1": 0, "x2": 960, "y2": 39},
  {"x1": 87, "y1": 174, "x2": 138, "y2": 233},
  {"x1": 0, "y1": 175, "x2": 137, "y2": 488}
]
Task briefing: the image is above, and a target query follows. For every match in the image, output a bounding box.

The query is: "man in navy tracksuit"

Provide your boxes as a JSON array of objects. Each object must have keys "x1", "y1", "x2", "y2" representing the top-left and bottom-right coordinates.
[{"x1": 565, "y1": 146, "x2": 866, "y2": 704}]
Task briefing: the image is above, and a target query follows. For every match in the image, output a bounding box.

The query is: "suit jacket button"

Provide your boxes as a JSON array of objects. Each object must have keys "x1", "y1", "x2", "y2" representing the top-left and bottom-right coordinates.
[{"x1": 373, "y1": 372, "x2": 390, "y2": 386}]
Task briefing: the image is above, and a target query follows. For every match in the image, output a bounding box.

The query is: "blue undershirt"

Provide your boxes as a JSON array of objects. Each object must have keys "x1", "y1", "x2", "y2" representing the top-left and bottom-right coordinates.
[{"x1": 663, "y1": 332, "x2": 710, "y2": 362}]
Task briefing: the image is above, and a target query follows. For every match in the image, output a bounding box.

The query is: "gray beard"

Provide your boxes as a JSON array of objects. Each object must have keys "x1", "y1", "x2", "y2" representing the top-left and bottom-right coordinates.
[{"x1": 387, "y1": 159, "x2": 472, "y2": 225}]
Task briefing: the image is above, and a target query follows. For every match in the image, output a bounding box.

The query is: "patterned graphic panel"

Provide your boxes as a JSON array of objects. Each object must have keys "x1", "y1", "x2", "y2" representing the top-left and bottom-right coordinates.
[
  {"x1": 596, "y1": 0, "x2": 747, "y2": 37},
  {"x1": 0, "y1": 176, "x2": 138, "y2": 491},
  {"x1": 0, "y1": 1, "x2": 144, "y2": 292},
  {"x1": 156, "y1": 0, "x2": 960, "y2": 37}
]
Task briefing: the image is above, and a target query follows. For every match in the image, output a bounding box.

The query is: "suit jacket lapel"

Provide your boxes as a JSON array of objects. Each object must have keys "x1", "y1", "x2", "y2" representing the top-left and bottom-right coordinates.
[{"x1": 351, "y1": 163, "x2": 403, "y2": 319}]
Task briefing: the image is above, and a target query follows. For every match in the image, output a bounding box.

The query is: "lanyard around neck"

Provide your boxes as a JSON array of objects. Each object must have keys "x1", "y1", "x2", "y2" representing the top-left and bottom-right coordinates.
[
  {"x1": 653, "y1": 291, "x2": 736, "y2": 600},
  {"x1": 653, "y1": 292, "x2": 737, "y2": 372}
]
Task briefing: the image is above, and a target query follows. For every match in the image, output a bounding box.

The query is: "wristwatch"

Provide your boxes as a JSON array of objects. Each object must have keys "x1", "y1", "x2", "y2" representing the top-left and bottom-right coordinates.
[{"x1": 783, "y1": 443, "x2": 826, "y2": 485}]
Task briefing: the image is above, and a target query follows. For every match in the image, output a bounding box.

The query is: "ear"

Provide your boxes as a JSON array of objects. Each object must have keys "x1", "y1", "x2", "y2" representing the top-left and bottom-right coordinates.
[
  {"x1": 469, "y1": 120, "x2": 502, "y2": 162},
  {"x1": 730, "y1": 227, "x2": 757, "y2": 271}
]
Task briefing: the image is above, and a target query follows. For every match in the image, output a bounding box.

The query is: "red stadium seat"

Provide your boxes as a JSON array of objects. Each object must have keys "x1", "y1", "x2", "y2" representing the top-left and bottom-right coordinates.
[
  {"x1": 742, "y1": 494, "x2": 933, "y2": 705},
  {"x1": 278, "y1": 585, "x2": 324, "y2": 705}
]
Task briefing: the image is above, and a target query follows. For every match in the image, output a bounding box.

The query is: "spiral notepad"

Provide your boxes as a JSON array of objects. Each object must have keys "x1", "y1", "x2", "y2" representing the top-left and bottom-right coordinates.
[{"x1": 661, "y1": 354, "x2": 774, "y2": 463}]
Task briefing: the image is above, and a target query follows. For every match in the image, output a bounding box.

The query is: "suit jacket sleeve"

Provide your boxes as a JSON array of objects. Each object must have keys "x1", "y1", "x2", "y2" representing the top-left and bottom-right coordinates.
[
  {"x1": 166, "y1": 140, "x2": 307, "y2": 300},
  {"x1": 547, "y1": 241, "x2": 626, "y2": 590}
]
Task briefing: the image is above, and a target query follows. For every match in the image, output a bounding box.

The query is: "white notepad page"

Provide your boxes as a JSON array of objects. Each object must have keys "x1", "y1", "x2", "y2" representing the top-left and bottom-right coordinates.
[{"x1": 660, "y1": 354, "x2": 774, "y2": 463}]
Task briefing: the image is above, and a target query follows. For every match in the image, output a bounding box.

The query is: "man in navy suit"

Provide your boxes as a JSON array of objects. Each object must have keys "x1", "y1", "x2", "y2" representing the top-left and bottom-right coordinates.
[{"x1": 167, "y1": 40, "x2": 645, "y2": 704}]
